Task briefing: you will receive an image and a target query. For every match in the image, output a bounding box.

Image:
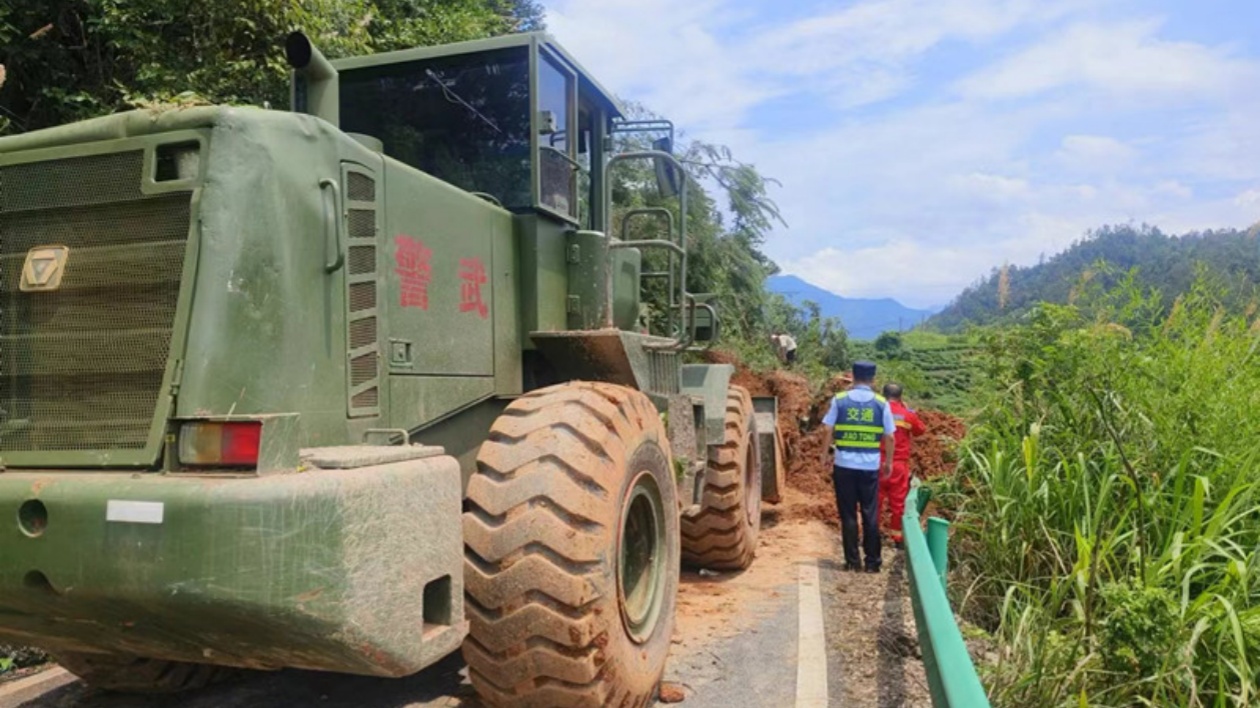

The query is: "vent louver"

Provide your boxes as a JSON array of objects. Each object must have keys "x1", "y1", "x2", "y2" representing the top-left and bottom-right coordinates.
[{"x1": 343, "y1": 165, "x2": 380, "y2": 418}]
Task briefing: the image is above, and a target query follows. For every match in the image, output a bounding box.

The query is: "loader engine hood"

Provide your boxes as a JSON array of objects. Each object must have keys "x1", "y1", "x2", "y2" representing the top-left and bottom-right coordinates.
[{"x1": 0, "y1": 107, "x2": 374, "y2": 468}]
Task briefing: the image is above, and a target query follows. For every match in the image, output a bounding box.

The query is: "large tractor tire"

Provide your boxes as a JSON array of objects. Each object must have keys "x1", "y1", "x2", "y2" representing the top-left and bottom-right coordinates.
[
  {"x1": 463, "y1": 382, "x2": 680, "y2": 708},
  {"x1": 54, "y1": 653, "x2": 235, "y2": 693},
  {"x1": 681, "y1": 385, "x2": 761, "y2": 570}
]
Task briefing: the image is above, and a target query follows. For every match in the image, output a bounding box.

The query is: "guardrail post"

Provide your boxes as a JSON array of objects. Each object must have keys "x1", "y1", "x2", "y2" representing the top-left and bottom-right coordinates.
[
  {"x1": 926, "y1": 517, "x2": 949, "y2": 591},
  {"x1": 916, "y1": 485, "x2": 932, "y2": 514}
]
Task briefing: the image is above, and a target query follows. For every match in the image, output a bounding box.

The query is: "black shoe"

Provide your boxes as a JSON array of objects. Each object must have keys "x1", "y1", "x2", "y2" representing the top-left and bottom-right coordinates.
[
  {"x1": 865, "y1": 565, "x2": 881, "y2": 574},
  {"x1": 844, "y1": 563, "x2": 861, "y2": 573}
]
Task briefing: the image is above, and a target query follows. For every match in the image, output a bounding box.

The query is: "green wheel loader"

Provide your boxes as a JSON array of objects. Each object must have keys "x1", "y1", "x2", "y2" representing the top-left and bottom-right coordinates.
[{"x1": 0, "y1": 31, "x2": 785, "y2": 706}]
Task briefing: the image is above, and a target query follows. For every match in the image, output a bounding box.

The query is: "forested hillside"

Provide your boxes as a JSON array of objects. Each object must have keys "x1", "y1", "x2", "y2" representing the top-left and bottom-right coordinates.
[{"x1": 930, "y1": 223, "x2": 1260, "y2": 330}]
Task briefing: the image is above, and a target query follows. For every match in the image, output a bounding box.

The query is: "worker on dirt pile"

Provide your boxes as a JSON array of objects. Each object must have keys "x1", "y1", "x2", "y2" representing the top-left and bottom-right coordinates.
[
  {"x1": 822, "y1": 360, "x2": 896, "y2": 572},
  {"x1": 781, "y1": 331, "x2": 798, "y2": 366},
  {"x1": 880, "y1": 383, "x2": 926, "y2": 549},
  {"x1": 770, "y1": 330, "x2": 798, "y2": 366}
]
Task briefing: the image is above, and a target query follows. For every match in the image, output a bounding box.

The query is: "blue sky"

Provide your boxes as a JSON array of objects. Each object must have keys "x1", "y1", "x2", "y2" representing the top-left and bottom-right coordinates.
[{"x1": 546, "y1": 0, "x2": 1260, "y2": 308}]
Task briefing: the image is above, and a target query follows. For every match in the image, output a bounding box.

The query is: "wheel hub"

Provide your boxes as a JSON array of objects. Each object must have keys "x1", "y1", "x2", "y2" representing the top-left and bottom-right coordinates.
[{"x1": 618, "y1": 471, "x2": 666, "y2": 644}]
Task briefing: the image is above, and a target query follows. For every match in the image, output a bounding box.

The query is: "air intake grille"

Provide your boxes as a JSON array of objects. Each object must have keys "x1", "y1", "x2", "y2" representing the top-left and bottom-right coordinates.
[
  {"x1": 0, "y1": 151, "x2": 191, "y2": 452},
  {"x1": 647, "y1": 351, "x2": 679, "y2": 394},
  {"x1": 343, "y1": 165, "x2": 380, "y2": 418}
]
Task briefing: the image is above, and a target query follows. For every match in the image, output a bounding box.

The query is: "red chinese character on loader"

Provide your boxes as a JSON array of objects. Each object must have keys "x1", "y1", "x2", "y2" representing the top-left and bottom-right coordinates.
[
  {"x1": 394, "y1": 236, "x2": 433, "y2": 309},
  {"x1": 458, "y1": 257, "x2": 489, "y2": 319}
]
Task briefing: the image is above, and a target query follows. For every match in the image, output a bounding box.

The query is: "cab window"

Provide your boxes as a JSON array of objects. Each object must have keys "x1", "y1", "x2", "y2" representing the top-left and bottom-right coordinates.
[
  {"x1": 340, "y1": 47, "x2": 532, "y2": 209},
  {"x1": 538, "y1": 53, "x2": 576, "y2": 218}
]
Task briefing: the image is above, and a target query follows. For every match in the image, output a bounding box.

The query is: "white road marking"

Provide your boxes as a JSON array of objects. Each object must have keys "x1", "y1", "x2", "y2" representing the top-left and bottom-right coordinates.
[
  {"x1": 0, "y1": 667, "x2": 72, "y2": 700},
  {"x1": 796, "y1": 561, "x2": 829, "y2": 708}
]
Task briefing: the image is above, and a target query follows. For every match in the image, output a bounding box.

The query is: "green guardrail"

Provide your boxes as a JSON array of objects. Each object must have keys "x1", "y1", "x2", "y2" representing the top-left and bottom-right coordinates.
[{"x1": 903, "y1": 482, "x2": 991, "y2": 708}]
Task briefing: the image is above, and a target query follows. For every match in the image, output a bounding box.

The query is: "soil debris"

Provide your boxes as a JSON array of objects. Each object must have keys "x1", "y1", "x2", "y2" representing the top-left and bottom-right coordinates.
[
  {"x1": 911, "y1": 409, "x2": 967, "y2": 478},
  {"x1": 658, "y1": 682, "x2": 687, "y2": 703},
  {"x1": 671, "y1": 501, "x2": 834, "y2": 645},
  {"x1": 704, "y1": 351, "x2": 968, "y2": 528}
]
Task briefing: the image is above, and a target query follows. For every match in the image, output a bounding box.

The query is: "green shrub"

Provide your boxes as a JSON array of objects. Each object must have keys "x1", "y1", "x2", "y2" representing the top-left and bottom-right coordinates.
[{"x1": 1097, "y1": 582, "x2": 1180, "y2": 678}]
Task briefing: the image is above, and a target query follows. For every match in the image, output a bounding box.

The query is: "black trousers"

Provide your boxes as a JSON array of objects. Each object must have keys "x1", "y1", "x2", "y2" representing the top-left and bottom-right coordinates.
[{"x1": 832, "y1": 465, "x2": 881, "y2": 569}]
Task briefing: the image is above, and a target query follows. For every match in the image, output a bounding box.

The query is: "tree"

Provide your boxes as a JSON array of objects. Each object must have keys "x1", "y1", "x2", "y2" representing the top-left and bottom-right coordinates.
[
  {"x1": 498, "y1": 0, "x2": 545, "y2": 30},
  {"x1": 0, "y1": 0, "x2": 543, "y2": 135},
  {"x1": 609, "y1": 103, "x2": 785, "y2": 345},
  {"x1": 874, "y1": 331, "x2": 903, "y2": 357}
]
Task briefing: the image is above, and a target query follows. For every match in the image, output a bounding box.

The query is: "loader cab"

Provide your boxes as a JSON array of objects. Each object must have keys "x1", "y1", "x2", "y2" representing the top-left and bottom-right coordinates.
[{"x1": 331, "y1": 33, "x2": 623, "y2": 231}]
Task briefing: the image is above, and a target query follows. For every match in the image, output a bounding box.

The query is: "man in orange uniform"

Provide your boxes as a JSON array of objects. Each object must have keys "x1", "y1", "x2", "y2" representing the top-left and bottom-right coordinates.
[{"x1": 881, "y1": 383, "x2": 926, "y2": 547}]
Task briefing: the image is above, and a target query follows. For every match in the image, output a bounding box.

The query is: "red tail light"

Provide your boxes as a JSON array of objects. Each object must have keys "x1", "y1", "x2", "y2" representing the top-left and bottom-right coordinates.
[{"x1": 178, "y1": 421, "x2": 262, "y2": 468}]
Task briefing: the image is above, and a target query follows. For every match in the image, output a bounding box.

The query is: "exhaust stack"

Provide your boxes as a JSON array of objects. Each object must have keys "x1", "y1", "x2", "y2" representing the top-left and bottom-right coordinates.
[{"x1": 286, "y1": 32, "x2": 339, "y2": 126}]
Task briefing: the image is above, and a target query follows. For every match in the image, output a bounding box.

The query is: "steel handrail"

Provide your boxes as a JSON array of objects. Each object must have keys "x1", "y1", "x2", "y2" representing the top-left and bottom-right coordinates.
[
  {"x1": 619, "y1": 207, "x2": 675, "y2": 243},
  {"x1": 605, "y1": 149, "x2": 690, "y2": 350},
  {"x1": 903, "y1": 483, "x2": 991, "y2": 708}
]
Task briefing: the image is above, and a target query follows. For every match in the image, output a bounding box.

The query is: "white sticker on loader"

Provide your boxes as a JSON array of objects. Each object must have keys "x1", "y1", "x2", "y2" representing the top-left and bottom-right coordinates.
[{"x1": 106, "y1": 500, "x2": 165, "y2": 524}]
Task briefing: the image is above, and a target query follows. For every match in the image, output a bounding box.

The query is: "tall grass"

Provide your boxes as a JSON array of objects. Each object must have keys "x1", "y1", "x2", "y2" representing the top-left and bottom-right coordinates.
[{"x1": 943, "y1": 280, "x2": 1260, "y2": 706}]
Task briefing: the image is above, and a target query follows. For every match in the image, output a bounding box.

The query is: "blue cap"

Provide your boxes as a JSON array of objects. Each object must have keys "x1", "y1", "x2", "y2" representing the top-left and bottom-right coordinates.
[{"x1": 852, "y1": 360, "x2": 877, "y2": 380}]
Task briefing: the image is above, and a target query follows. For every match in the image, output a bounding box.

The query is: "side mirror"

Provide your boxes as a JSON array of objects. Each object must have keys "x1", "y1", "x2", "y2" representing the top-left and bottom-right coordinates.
[
  {"x1": 538, "y1": 110, "x2": 558, "y2": 135},
  {"x1": 688, "y1": 298, "x2": 718, "y2": 344},
  {"x1": 692, "y1": 309, "x2": 715, "y2": 342},
  {"x1": 653, "y1": 137, "x2": 681, "y2": 199}
]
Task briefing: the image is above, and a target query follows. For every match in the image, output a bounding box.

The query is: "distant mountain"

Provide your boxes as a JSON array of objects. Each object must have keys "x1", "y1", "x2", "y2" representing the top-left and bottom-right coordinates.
[
  {"x1": 928, "y1": 224, "x2": 1260, "y2": 331},
  {"x1": 766, "y1": 274, "x2": 937, "y2": 340}
]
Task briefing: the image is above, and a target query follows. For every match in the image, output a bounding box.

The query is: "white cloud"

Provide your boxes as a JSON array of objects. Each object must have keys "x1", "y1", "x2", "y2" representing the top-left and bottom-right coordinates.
[
  {"x1": 951, "y1": 172, "x2": 1031, "y2": 201},
  {"x1": 1153, "y1": 180, "x2": 1192, "y2": 200},
  {"x1": 546, "y1": 0, "x2": 774, "y2": 131},
  {"x1": 957, "y1": 19, "x2": 1258, "y2": 101},
  {"x1": 1055, "y1": 135, "x2": 1137, "y2": 171},
  {"x1": 1234, "y1": 188, "x2": 1260, "y2": 208},
  {"x1": 758, "y1": 0, "x2": 1090, "y2": 75},
  {"x1": 547, "y1": 0, "x2": 1260, "y2": 308},
  {"x1": 781, "y1": 241, "x2": 986, "y2": 308}
]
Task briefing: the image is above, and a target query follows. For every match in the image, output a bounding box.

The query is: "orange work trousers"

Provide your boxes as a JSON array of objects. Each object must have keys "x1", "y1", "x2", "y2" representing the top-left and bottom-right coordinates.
[{"x1": 879, "y1": 460, "x2": 911, "y2": 541}]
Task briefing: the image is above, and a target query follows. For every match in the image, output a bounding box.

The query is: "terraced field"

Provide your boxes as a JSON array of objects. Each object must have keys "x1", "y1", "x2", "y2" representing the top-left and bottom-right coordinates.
[{"x1": 850, "y1": 332, "x2": 982, "y2": 415}]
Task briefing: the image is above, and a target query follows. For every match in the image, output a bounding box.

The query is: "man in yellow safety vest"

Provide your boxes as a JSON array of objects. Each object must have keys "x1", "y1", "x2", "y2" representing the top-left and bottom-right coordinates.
[{"x1": 821, "y1": 360, "x2": 896, "y2": 572}]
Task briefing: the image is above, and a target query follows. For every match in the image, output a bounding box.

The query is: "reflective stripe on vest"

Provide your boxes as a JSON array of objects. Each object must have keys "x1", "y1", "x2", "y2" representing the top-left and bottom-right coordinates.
[{"x1": 832, "y1": 392, "x2": 886, "y2": 451}]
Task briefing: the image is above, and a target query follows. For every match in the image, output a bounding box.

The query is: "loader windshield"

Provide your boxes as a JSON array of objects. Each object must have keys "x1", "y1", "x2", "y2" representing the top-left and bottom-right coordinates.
[{"x1": 340, "y1": 46, "x2": 532, "y2": 208}]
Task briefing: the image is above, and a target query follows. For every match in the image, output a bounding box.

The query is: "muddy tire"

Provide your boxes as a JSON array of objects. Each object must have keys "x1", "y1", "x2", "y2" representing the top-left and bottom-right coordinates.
[
  {"x1": 463, "y1": 382, "x2": 680, "y2": 708},
  {"x1": 54, "y1": 653, "x2": 235, "y2": 693},
  {"x1": 681, "y1": 385, "x2": 761, "y2": 570}
]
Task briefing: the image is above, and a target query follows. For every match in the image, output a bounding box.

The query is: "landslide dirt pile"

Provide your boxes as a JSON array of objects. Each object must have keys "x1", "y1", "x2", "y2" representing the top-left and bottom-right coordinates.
[
  {"x1": 703, "y1": 351, "x2": 967, "y2": 525},
  {"x1": 912, "y1": 409, "x2": 967, "y2": 478}
]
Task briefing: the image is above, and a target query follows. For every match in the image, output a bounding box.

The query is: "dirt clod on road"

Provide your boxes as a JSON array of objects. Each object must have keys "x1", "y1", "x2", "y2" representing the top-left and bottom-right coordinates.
[{"x1": 658, "y1": 682, "x2": 687, "y2": 703}]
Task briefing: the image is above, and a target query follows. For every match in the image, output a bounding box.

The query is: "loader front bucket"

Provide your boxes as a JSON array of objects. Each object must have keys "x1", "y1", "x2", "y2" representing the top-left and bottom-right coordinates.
[{"x1": 752, "y1": 396, "x2": 786, "y2": 503}]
